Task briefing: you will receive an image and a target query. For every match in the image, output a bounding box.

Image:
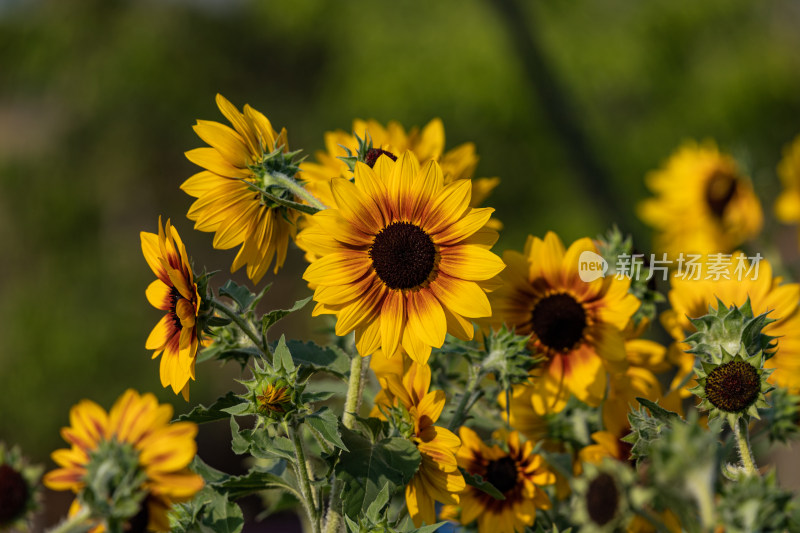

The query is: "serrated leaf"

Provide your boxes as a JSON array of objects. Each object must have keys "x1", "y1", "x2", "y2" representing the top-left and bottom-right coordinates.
[
  {"x1": 230, "y1": 417, "x2": 297, "y2": 461},
  {"x1": 365, "y1": 483, "x2": 392, "y2": 523},
  {"x1": 216, "y1": 469, "x2": 300, "y2": 500},
  {"x1": 190, "y1": 456, "x2": 230, "y2": 484},
  {"x1": 636, "y1": 397, "x2": 681, "y2": 423},
  {"x1": 171, "y1": 486, "x2": 244, "y2": 533},
  {"x1": 335, "y1": 426, "x2": 421, "y2": 518},
  {"x1": 306, "y1": 408, "x2": 348, "y2": 451},
  {"x1": 261, "y1": 297, "x2": 312, "y2": 337},
  {"x1": 220, "y1": 403, "x2": 250, "y2": 416},
  {"x1": 301, "y1": 390, "x2": 337, "y2": 403},
  {"x1": 281, "y1": 340, "x2": 350, "y2": 377},
  {"x1": 274, "y1": 335, "x2": 295, "y2": 373},
  {"x1": 459, "y1": 467, "x2": 505, "y2": 500},
  {"x1": 177, "y1": 392, "x2": 242, "y2": 424},
  {"x1": 219, "y1": 280, "x2": 257, "y2": 311}
]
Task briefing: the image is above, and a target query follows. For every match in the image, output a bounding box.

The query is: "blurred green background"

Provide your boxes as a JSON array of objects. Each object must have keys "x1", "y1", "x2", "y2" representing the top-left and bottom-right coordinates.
[{"x1": 1, "y1": 0, "x2": 799, "y2": 527}]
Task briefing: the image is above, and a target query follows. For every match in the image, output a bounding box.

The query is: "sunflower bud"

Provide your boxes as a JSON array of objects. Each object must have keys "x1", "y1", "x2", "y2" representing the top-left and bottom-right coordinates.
[
  {"x1": 238, "y1": 358, "x2": 299, "y2": 423},
  {"x1": 684, "y1": 298, "x2": 776, "y2": 362}
]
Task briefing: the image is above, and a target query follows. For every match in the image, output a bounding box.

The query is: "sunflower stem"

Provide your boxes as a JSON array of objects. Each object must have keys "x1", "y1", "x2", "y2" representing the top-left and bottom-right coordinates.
[
  {"x1": 735, "y1": 417, "x2": 758, "y2": 475},
  {"x1": 324, "y1": 354, "x2": 365, "y2": 533},
  {"x1": 287, "y1": 420, "x2": 321, "y2": 533},
  {"x1": 448, "y1": 364, "x2": 482, "y2": 431},
  {"x1": 268, "y1": 170, "x2": 327, "y2": 211},
  {"x1": 46, "y1": 505, "x2": 94, "y2": 533},
  {"x1": 210, "y1": 298, "x2": 272, "y2": 361}
]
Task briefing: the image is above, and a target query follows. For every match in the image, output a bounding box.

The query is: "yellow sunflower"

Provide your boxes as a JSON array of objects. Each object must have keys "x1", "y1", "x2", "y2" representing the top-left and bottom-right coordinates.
[
  {"x1": 141, "y1": 218, "x2": 201, "y2": 400},
  {"x1": 382, "y1": 363, "x2": 465, "y2": 527},
  {"x1": 298, "y1": 151, "x2": 505, "y2": 364},
  {"x1": 442, "y1": 428, "x2": 554, "y2": 533},
  {"x1": 661, "y1": 253, "x2": 800, "y2": 395},
  {"x1": 775, "y1": 134, "x2": 800, "y2": 243},
  {"x1": 637, "y1": 141, "x2": 763, "y2": 258},
  {"x1": 490, "y1": 232, "x2": 640, "y2": 410},
  {"x1": 44, "y1": 390, "x2": 204, "y2": 532},
  {"x1": 299, "y1": 118, "x2": 500, "y2": 218},
  {"x1": 182, "y1": 94, "x2": 298, "y2": 283}
]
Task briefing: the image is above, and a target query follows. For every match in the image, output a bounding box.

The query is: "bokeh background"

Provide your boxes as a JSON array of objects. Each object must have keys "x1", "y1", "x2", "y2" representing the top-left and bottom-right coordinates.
[{"x1": 1, "y1": 0, "x2": 799, "y2": 529}]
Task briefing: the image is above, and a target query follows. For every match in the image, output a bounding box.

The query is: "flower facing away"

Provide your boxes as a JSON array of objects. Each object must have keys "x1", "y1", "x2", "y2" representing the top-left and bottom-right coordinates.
[
  {"x1": 637, "y1": 141, "x2": 762, "y2": 258},
  {"x1": 0, "y1": 442, "x2": 42, "y2": 531},
  {"x1": 774, "y1": 134, "x2": 800, "y2": 245},
  {"x1": 382, "y1": 363, "x2": 466, "y2": 526},
  {"x1": 442, "y1": 428, "x2": 554, "y2": 533},
  {"x1": 661, "y1": 253, "x2": 800, "y2": 395},
  {"x1": 489, "y1": 232, "x2": 640, "y2": 410},
  {"x1": 44, "y1": 390, "x2": 204, "y2": 532},
  {"x1": 298, "y1": 151, "x2": 505, "y2": 364},
  {"x1": 182, "y1": 94, "x2": 299, "y2": 283},
  {"x1": 141, "y1": 218, "x2": 201, "y2": 400},
  {"x1": 300, "y1": 118, "x2": 500, "y2": 214}
]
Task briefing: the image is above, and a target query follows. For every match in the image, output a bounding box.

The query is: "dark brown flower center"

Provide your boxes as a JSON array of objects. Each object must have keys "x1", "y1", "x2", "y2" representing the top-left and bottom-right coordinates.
[
  {"x1": 705, "y1": 360, "x2": 760, "y2": 412},
  {"x1": 705, "y1": 170, "x2": 738, "y2": 218},
  {"x1": 0, "y1": 463, "x2": 28, "y2": 524},
  {"x1": 485, "y1": 456, "x2": 518, "y2": 494},
  {"x1": 531, "y1": 293, "x2": 587, "y2": 352},
  {"x1": 369, "y1": 222, "x2": 436, "y2": 290},
  {"x1": 168, "y1": 287, "x2": 183, "y2": 330},
  {"x1": 587, "y1": 472, "x2": 618, "y2": 526},
  {"x1": 365, "y1": 148, "x2": 397, "y2": 168}
]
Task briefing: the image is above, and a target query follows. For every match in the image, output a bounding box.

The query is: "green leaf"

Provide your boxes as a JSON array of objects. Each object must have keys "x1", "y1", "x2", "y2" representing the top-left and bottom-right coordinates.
[
  {"x1": 459, "y1": 467, "x2": 505, "y2": 500},
  {"x1": 220, "y1": 403, "x2": 250, "y2": 416},
  {"x1": 281, "y1": 340, "x2": 350, "y2": 377},
  {"x1": 177, "y1": 393, "x2": 242, "y2": 424},
  {"x1": 219, "y1": 280, "x2": 257, "y2": 311},
  {"x1": 261, "y1": 297, "x2": 312, "y2": 337},
  {"x1": 306, "y1": 408, "x2": 348, "y2": 451},
  {"x1": 231, "y1": 417, "x2": 296, "y2": 462},
  {"x1": 335, "y1": 426, "x2": 421, "y2": 518},
  {"x1": 274, "y1": 335, "x2": 295, "y2": 373},
  {"x1": 190, "y1": 456, "x2": 230, "y2": 485},
  {"x1": 216, "y1": 468, "x2": 300, "y2": 501},
  {"x1": 170, "y1": 486, "x2": 244, "y2": 533},
  {"x1": 365, "y1": 482, "x2": 391, "y2": 523},
  {"x1": 205, "y1": 316, "x2": 232, "y2": 327},
  {"x1": 636, "y1": 397, "x2": 681, "y2": 423}
]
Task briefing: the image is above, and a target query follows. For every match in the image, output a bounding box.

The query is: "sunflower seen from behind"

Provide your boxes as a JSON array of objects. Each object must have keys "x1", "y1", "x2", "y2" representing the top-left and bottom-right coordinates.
[
  {"x1": 141, "y1": 217, "x2": 201, "y2": 400},
  {"x1": 638, "y1": 141, "x2": 762, "y2": 258},
  {"x1": 300, "y1": 118, "x2": 499, "y2": 212},
  {"x1": 490, "y1": 232, "x2": 640, "y2": 410},
  {"x1": 182, "y1": 94, "x2": 298, "y2": 284},
  {"x1": 442, "y1": 428, "x2": 554, "y2": 533},
  {"x1": 298, "y1": 151, "x2": 505, "y2": 364},
  {"x1": 44, "y1": 390, "x2": 204, "y2": 532}
]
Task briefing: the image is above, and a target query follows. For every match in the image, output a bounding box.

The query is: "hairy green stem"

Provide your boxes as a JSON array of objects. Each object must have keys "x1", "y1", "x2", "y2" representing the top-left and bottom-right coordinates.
[
  {"x1": 288, "y1": 421, "x2": 320, "y2": 533},
  {"x1": 269, "y1": 170, "x2": 327, "y2": 211},
  {"x1": 46, "y1": 505, "x2": 94, "y2": 533},
  {"x1": 324, "y1": 354, "x2": 365, "y2": 533},
  {"x1": 448, "y1": 366, "x2": 482, "y2": 431},
  {"x1": 210, "y1": 298, "x2": 272, "y2": 361},
  {"x1": 735, "y1": 417, "x2": 758, "y2": 475}
]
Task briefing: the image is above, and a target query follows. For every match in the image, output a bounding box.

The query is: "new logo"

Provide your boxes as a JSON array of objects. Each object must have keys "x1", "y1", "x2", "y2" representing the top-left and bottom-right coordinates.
[{"x1": 578, "y1": 251, "x2": 608, "y2": 282}]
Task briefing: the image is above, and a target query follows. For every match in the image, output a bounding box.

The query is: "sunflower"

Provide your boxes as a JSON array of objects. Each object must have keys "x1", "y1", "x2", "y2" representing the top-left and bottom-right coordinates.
[
  {"x1": 637, "y1": 141, "x2": 762, "y2": 258},
  {"x1": 299, "y1": 118, "x2": 500, "y2": 219},
  {"x1": 298, "y1": 151, "x2": 505, "y2": 364},
  {"x1": 0, "y1": 442, "x2": 41, "y2": 531},
  {"x1": 44, "y1": 390, "x2": 204, "y2": 532},
  {"x1": 141, "y1": 218, "x2": 201, "y2": 400},
  {"x1": 382, "y1": 362, "x2": 465, "y2": 526},
  {"x1": 441, "y1": 428, "x2": 553, "y2": 533},
  {"x1": 774, "y1": 134, "x2": 800, "y2": 244},
  {"x1": 182, "y1": 94, "x2": 298, "y2": 283},
  {"x1": 661, "y1": 253, "x2": 800, "y2": 395},
  {"x1": 489, "y1": 232, "x2": 640, "y2": 409}
]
